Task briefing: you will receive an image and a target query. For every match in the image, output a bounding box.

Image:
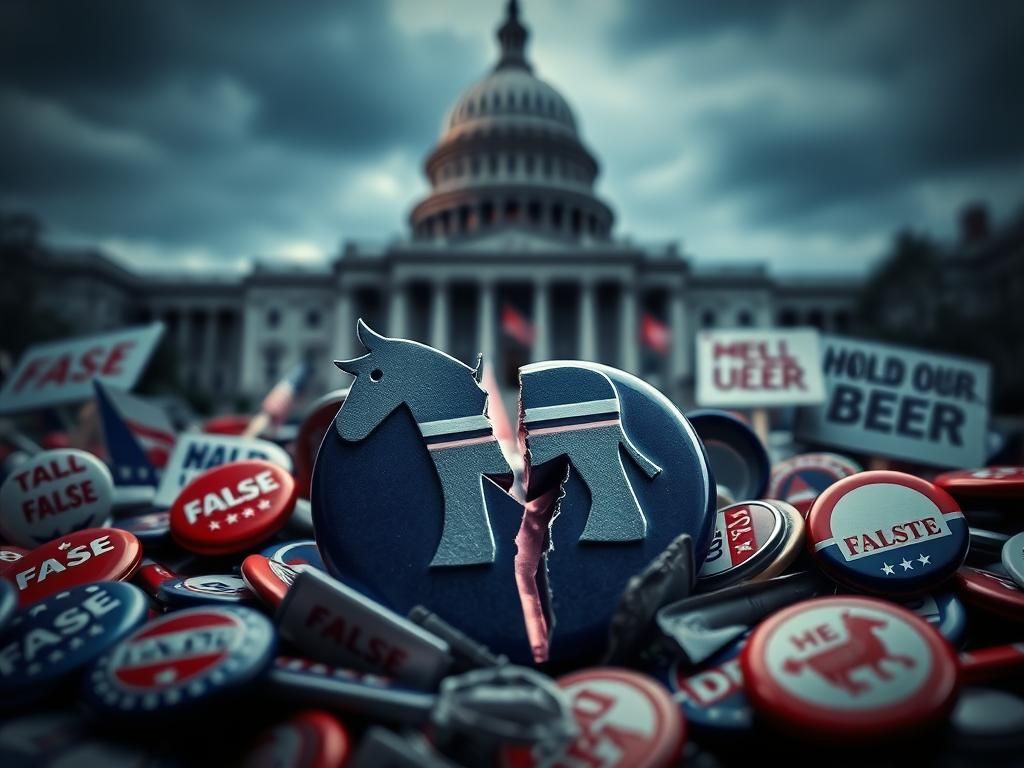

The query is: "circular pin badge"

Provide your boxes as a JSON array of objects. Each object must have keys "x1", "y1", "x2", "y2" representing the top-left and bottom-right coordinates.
[
  {"x1": 86, "y1": 605, "x2": 276, "y2": 716},
  {"x1": 242, "y1": 710, "x2": 351, "y2": 768},
  {"x1": 0, "y1": 449, "x2": 114, "y2": 548},
  {"x1": 1001, "y1": 531, "x2": 1024, "y2": 590},
  {"x1": 900, "y1": 591, "x2": 968, "y2": 646},
  {"x1": 0, "y1": 582, "x2": 149, "y2": 702},
  {"x1": 0, "y1": 578, "x2": 15, "y2": 632},
  {"x1": 742, "y1": 595, "x2": 959, "y2": 738},
  {"x1": 241, "y1": 555, "x2": 304, "y2": 608},
  {"x1": 158, "y1": 574, "x2": 256, "y2": 607},
  {"x1": 697, "y1": 502, "x2": 785, "y2": 591},
  {"x1": 768, "y1": 453, "x2": 862, "y2": 515},
  {"x1": 529, "y1": 668, "x2": 686, "y2": 768},
  {"x1": 6, "y1": 528, "x2": 142, "y2": 608},
  {"x1": 314, "y1": 331, "x2": 716, "y2": 666},
  {"x1": 934, "y1": 466, "x2": 1024, "y2": 500},
  {"x1": 260, "y1": 540, "x2": 325, "y2": 572},
  {"x1": 955, "y1": 566, "x2": 1024, "y2": 621},
  {"x1": 114, "y1": 509, "x2": 171, "y2": 544},
  {"x1": 664, "y1": 635, "x2": 751, "y2": 734},
  {"x1": 170, "y1": 460, "x2": 297, "y2": 556},
  {"x1": 294, "y1": 389, "x2": 348, "y2": 499},
  {"x1": 686, "y1": 410, "x2": 770, "y2": 501},
  {"x1": 807, "y1": 471, "x2": 968, "y2": 596}
]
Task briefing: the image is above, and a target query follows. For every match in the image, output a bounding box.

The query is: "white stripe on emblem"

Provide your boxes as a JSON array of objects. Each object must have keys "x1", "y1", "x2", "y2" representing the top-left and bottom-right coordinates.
[
  {"x1": 417, "y1": 414, "x2": 493, "y2": 438},
  {"x1": 522, "y1": 398, "x2": 619, "y2": 424}
]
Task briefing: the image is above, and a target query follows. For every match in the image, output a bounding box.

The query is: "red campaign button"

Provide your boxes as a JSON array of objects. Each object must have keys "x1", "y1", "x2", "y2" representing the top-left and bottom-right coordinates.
[
  {"x1": 959, "y1": 642, "x2": 1024, "y2": 684},
  {"x1": 170, "y1": 460, "x2": 297, "y2": 556},
  {"x1": 3, "y1": 527, "x2": 142, "y2": 607},
  {"x1": 506, "y1": 668, "x2": 685, "y2": 768},
  {"x1": 242, "y1": 710, "x2": 350, "y2": 768},
  {"x1": 954, "y1": 566, "x2": 1024, "y2": 622},
  {"x1": 241, "y1": 554, "x2": 300, "y2": 608},
  {"x1": 741, "y1": 595, "x2": 959, "y2": 739},
  {"x1": 934, "y1": 466, "x2": 1024, "y2": 500}
]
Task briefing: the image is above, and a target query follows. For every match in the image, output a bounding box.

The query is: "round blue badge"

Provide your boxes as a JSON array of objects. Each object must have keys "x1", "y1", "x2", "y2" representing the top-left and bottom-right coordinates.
[
  {"x1": 686, "y1": 410, "x2": 769, "y2": 501},
  {"x1": 312, "y1": 323, "x2": 716, "y2": 665},
  {"x1": 808, "y1": 471, "x2": 969, "y2": 597},
  {"x1": 0, "y1": 582, "x2": 149, "y2": 702},
  {"x1": 86, "y1": 605, "x2": 275, "y2": 716},
  {"x1": 259, "y1": 540, "x2": 325, "y2": 572},
  {"x1": 158, "y1": 575, "x2": 256, "y2": 606},
  {"x1": 663, "y1": 635, "x2": 751, "y2": 733},
  {"x1": 902, "y1": 591, "x2": 968, "y2": 647}
]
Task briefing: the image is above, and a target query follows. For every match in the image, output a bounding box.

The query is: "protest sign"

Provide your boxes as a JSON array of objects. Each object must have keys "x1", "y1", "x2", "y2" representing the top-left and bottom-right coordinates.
[
  {"x1": 797, "y1": 336, "x2": 990, "y2": 468},
  {"x1": 153, "y1": 432, "x2": 293, "y2": 508},
  {"x1": 696, "y1": 328, "x2": 826, "y2": 408},
  {"x1": 0, "y1": 324, "x2": 165, "y2": 414}
]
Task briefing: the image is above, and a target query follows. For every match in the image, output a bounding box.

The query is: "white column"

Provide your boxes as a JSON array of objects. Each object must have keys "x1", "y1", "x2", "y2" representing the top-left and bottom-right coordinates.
[
  {"x1": 334, "y1": 286, "x2": 352, "y2": 359},
  {"x1": 479, "y1": 280, "x2": 496, "y2": 370},
  {"x1": 203, "y1": 309, "x2": 218, "y2": 393},
  {"x1": 175, "y1": 308, "x2": 188, "y2": 359},
  {"x1": 579, "y1": 280, "x2": 596, "y2": 361},
  {"x1": 389, "y1": 281, "x2": 407, "y2": 338},
  {"x1": 431, "y1": 281, "x2": 449, "y2": 351},
  {"x1": 620, "y1": 284, "x2": 638, "y2": 373},
  {"x1": 532, "y1": 280, "x2": 549, "y2": 362},
  {"x1": 671, "y1": 288, "x2": 687, "y2": 384}
]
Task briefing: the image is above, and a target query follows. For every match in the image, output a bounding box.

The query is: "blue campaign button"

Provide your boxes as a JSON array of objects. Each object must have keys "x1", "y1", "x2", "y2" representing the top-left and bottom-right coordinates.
[
  {"x1": 312, "y1": 323, "x2": 715, "y2": 666},
  {"x1": 86, "y1": 605, "x2": 275, "y2": 716},
  {"x1": 686, "y1": 409, "x2": 769, "y2": 501},
  {"x1": 662, "y1": 634, "x2": 751, "y2": 733},
  {"x1": 0, "y1": 582, "x2": 149, "y2": 702},
  {"x1": 114, "y1": 508, "x2": 171, "y2": 543},
  {"x1": 259, "y1": 540, "x2": 325, "y2": 571},
  {"x1": 0, "y1": 579, "x2": 15, "y2": 633},
  {"x1": 902, "y1": 591, "x2": 968, "y2": 647},
  {"x1": 158, "y1": 574, "x2": 256, "y2": 606},
  {"x1": 808, "y1": 470, "x2": 969, "y2": 596}
]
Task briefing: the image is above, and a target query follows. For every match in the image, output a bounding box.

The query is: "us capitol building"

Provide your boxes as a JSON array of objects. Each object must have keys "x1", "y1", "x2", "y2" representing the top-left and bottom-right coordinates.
[{"x1": 31, "y1": 2, "x2": 857, "y2": 408}]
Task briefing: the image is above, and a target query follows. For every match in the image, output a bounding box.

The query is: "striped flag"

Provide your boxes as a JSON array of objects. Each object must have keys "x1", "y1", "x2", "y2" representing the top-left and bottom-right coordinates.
[
  {"x1": 260, "y1": 363, "x2": 310, "y2": 424},
  {"x1": 501, "y1": 302, "x2": 536, "y2": 347},
  {"x1": 93, "y1": 380, "x2": 176, "y2": 491}
]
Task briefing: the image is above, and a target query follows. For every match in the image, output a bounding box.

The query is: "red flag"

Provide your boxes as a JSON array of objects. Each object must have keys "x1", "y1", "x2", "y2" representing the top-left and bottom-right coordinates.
[
  {"x1": 502, "y1": 302, "x2": 536, "y2": 347},
  {"x1": 641, "y1": 312, "x2": 671, "y2": 355}
]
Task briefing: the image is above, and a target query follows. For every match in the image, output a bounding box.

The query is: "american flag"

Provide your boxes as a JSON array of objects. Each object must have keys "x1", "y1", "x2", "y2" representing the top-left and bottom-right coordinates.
[
  {"x1": 93, "y1": 380, "x2": 176, "y2": 488},
  {"x1": 261, "y1": 363, "x2": 310, "y2": 424},
  {"x1": 641, "y1": 312, "x2": 671, "y2": 356},
  {"x1": 502, "y1": 302, "x2": 536, "y2": 347}
]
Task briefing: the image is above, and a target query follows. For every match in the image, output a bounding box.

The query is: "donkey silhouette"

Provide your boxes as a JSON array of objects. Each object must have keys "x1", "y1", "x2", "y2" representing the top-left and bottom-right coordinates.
[
  {"x1": 782, "y1": 612, "x2": 915, "y2": 695},
  {"x1": 334, "y1": 320, "x2": 512, "y2": 567}
]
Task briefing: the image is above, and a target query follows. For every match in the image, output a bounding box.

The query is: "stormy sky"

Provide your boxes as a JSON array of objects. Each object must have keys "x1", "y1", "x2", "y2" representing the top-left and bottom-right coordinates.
[{"x1": 1, "y1": 0, "x2": 1021, "y2": 275}]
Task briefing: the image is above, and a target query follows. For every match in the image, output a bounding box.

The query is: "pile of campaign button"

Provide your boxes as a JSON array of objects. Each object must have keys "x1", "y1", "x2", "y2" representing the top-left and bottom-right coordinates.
[
  {"x1": 807, "y1": 470, "x2": 968, "y2": 596},
  {"x1": 157, "y1": 574, "x2": 256, "y2": 606},
  {"x1": 5, "y1": 528, "x2": 142, "y2": 607},
  {"x1": 86, "y1": 605, "x2": 275, "y2": 715},
  {"x1": 0, "y1": 449, "x2": 114, "y2": 547},
  {"x1": 741, "y1": 596, "x2": 959, "y2": 738},
  {"x1": 169, "y1": 460, "x2": 297, "y2": 556},
  {"x1": 241, "y1": 554, "x2": 301, "y2": 608},
  {"x1": 0, "y1": 582, "x2": 149, "y2": 702},
  {"x1": 767, "y1": 452, "x2": 862, "y2": 515}
]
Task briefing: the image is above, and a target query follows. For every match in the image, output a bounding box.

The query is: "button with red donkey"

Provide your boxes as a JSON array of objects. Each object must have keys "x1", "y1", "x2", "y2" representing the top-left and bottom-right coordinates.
[{"x1": 170, "y1": 460, "x2": 297, "y2": 556}]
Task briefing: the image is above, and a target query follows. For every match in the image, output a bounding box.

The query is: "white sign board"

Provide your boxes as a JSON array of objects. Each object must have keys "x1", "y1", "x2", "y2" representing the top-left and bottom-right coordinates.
[
  {"x1": 696, "y1": 328, "x2": 826, "y2": 408},
  {"x1": 0, "y1": 323, "x2": 165, "y2": 414},
  {"x1": 153, "y1": 432, "x2": 293, "y2": 508},
  {"x1": 797, "y1": 336, "x2": 991, "y2": 468}
]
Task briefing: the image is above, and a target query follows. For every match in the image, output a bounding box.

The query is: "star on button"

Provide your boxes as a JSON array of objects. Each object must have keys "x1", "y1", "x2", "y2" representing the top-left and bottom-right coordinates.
[
  {"x1": 900, "y1": 558, "x2": 914, "y2": 571},
  {"x1": 226, "y1": 513, "x2": 238, "y2": 525},
  {"x1": 119, "y1": 467, "x2": 133, "y2": 479},
  {"x1": 257, "y1": 499, "x2": 271, "y2": 511},
  {"x1": 243, "y1": 509, "x2": 255, "y2": 519},
  {"x1": 58, "y1": 541, "x2": 71, "y2": 551},
  {"x1": 209, "y1": 520, "x2": 221, "y2": 531},
  {"x1": 154, "y1": 668, "x2": 178, "y2": 685},
  {"x1": 917, "y1": 553, "x2": 931, "y2": 566},
  {"x1": 881, "y1": 562, "x2": 895, "y2": 575}
]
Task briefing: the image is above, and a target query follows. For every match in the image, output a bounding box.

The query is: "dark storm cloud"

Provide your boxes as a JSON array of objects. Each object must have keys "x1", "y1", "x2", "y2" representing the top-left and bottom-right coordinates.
[{"x1": 611, "y1": 0, "x2": 1024, "y2": 227}]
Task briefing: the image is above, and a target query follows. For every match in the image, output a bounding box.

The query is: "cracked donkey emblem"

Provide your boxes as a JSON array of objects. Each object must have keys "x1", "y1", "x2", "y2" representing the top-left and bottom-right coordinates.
[{"x1": 312, "y1": 322, "x2": 716, "y2": 665}]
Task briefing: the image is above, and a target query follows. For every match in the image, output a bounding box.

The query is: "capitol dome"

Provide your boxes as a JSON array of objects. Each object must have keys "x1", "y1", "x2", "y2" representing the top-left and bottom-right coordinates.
[{"x1": 410, "y1": 1, "x2": 614, "y2": 242}]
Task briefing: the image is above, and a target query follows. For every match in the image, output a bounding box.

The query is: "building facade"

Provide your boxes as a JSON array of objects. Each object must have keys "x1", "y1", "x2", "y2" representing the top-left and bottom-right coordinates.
[{"x1": 28, "y1": 2, "x2": 858, "y2": 409}]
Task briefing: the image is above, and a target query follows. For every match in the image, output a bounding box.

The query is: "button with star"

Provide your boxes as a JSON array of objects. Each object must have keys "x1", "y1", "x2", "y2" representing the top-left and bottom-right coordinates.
[
  {"x1": 806, "y1": 470, "x2": 969, "y2": 596},
  {"x1": 169, "y1": 460, "x2": 297, "y2": 556},
  {"x1": 0, "y1": 582, "x2": 149, "y2": 703}
]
